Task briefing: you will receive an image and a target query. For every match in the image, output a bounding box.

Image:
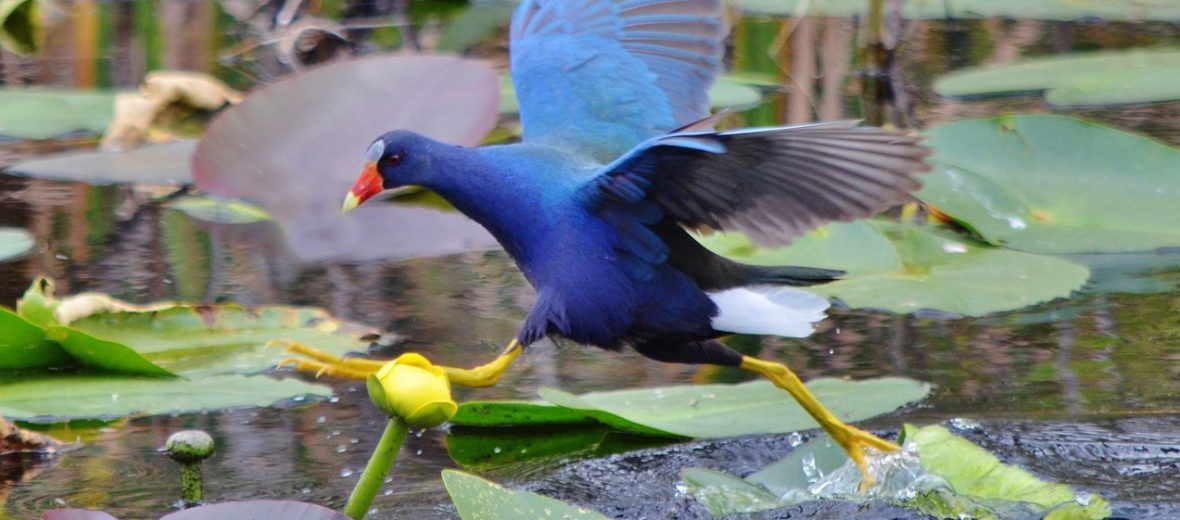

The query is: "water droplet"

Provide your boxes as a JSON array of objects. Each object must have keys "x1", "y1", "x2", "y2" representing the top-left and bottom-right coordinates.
[
  {"x1": 349, "y1": 438, "x2": 359, "y2": 444},
  {"x1": 55, "y1": 254, "x2": 68, "y2": 261},
  {"x1": 801, "y1": 453, "x2": 822, "y2": 483},
  {"x1": 788, "y1": 432, "x2": 803, "y2": 447},
  {"x1": 300, "y1": 487, "x2": 310, "y2": 494},
  {"x1": 942, "y1": 242, "x2": 967, "y2": 254},
  {"x1": 110, "y1": 394, "x2": 119, "y2": 402},
  {"x1": 1075, "y1": 492, "x2": 1093, "y2": 506},
  {"x1": 340, "y1": 468, "x2": 354, "y2": 478},
  {"x1": 335, "y1": 445, "x2": 347, "y2": 453},
  {"x1": 948, "y1": 417, "x2": 981, "y2": 431},
  {"x1": 383, "y1": 488, "x2": 393, "y2": 496},
  {"x1": 415, "y1": 449, "x2": 422, "y2": 455},
  {"x1": 329, "y1": 396, "x2": 340, "y2": 403},
  {"x1": 384, "y1": 476, "x2": 393, "y2": 484},
  {"x1": 1007, "y1": 216, "x2": 1027, "y2": 229},
  {"x1": 827, "y1": 348, "x2": 834, "y2": 356},
  {"x1": 493, "y1": 446, "x2": 502, "y2": 454},
  {"x1": 674, "y1": 483, "x2": 688, "y2": 495},
  {"x1": 316, "y1": 416, "x2": 327, "y2": 424},
  {"x1": 292, "y1": 395, "x2": 307, "y2": 402},
  {"x1": 413, "y1": 428, "x2": 425, "y2": 438}
]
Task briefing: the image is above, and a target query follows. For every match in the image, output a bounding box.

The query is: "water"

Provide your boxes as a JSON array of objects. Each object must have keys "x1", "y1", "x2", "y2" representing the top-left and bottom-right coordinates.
[{"x1": 2, "y1": 2, "x2": 1180, "y2": 519}]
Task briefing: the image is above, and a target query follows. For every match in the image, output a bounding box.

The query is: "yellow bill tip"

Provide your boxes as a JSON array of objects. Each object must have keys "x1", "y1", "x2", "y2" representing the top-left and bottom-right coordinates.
[{"x1": 341, "y1": 192, "x2": 361, "y2": 213}]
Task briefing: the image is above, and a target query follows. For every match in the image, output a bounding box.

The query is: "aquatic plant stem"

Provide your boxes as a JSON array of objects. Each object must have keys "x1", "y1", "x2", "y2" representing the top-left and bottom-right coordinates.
[{"x1": 344, "y1": 417, "x2": 410, "y2": 520}]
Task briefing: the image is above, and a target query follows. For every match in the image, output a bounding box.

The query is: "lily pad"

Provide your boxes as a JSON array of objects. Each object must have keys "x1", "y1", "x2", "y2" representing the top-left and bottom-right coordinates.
[
  {"x1": 159, "y1": 500, "x2": 350, "y2": 520},
  {"x1": 683, "y1": 425, "x2": 1110, "y2": 519},
  {"x1": 45, "y1": 325, "x2": 176, "y2": 377},
  {"x1": 192, "y1": 55, "x2": 502, "y2": 262},
  {"x1": 4, "y1": 139, "x2": 195, "y2": 184},
  {"x1": 442, "y1": 469, "x2": 609, "y2": 520},
  {"x1": 739, "y1": 0, "x2": 1180, "y2": 21},
  {"x1": 919, "y1": 115, "x2": 1180, "y2": 254},
  {"x1": 0, "y1": 308, "x2": 71, "y2": 370},
  {"x1": 697, "y1": 221, "x2": 1091, "y2": 316},
  {"x1": 451, "y1": 400, "x2": 596, "y2": 427},
  {"x1": 0, "y1": 373, "x2": 330, "y2": 423},
  {"x1": 935, "y1": 48, "x2": 1180, "y2": 107},
  {"x1": 536, "y1": 377, "x2": 930, "y2": 439},
  {"x1": 0, "y1": 88, "x2": 116, "y2": 139},
  {"x1": 0, "y1": 227, "x2": 34, "y2": 261},
  {"x1": 166, "y1": 196, "x2": 273, "y2": 224},
  {"x1": 446, "y1": 425, "x2": 615, "y2": 468}
]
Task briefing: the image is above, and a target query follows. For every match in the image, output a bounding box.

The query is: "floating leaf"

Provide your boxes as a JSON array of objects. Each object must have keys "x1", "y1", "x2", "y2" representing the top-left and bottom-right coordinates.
[
  {"x1": 935, "y1": 49, "x2": 1180, "y2": 107},
  {"x1": 0, "y1": 373, "x2": 330, "y2": 422},
  {"x1": 446, "y1": 425, "x2": 613, "y2": 468},
  {"x1": 45, "y1": 325, "x2": 175, "y2": 377},
  {"x1": 451, "y1": 400, "x2": 596, "y2": 427},
  {"x1": 442, "y1": 469, "x2": 609, "y2": 520},
  {"x1": 698, "y1": 222, "x2": 1091, "y2": 316},
  {"x1": 738, "y1": 0, "x2": 1180, "y2": 21},
  {"x1": 166, "y1": 196, "x2": 272, "y2": 224},
  {"x1": 192, "y1": 55, "x2": 502, "y2": 262},
  {"x1": 683, "y1": 425, "x2": 1110, "y2": 519},
  {"x1": 159, "y1": 500, "x2": 350, "y2": 520},
  {"x1": 0, "y1": 88, "x2": 116, "y2": 139},
  {"x1": 0, "y1": 227, "x2": 34, "y2": 262},
  {"x1": 536, "y1": 377, "x2": 929, "y2": 438},
  {"x1": 4, "y1": 140, "x2": 195, "y2": 184},
  {"x1": 919, "y1": 115, "x2": 1180, "y2": 254}
]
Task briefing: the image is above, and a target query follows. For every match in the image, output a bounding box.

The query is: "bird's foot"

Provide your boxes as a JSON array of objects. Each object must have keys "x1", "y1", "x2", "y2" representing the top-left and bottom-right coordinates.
[
  {"x1": 270, "y1": 339, "x2": 385, "y2": 380},
  {"x1": 271, "y1": 338, "x2": 523, "y2": 387},
  {"x1": 822, "y1": 419, "x2": 900, "y2": 492}
]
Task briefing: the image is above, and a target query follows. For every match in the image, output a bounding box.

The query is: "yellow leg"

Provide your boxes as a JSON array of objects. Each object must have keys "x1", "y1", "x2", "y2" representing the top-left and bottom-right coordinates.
[
  {"x1": 271, "y1": 338, "x2": 523, "y2": 388},
  {"x1": 741, "y1": 356, "x2": 898, "y2": 490}
]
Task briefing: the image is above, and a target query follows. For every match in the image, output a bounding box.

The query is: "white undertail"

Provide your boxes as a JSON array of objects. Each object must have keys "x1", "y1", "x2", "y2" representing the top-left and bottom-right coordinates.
[{"x1": 708, "y1": 286, "x2": 830, "y2": 338}]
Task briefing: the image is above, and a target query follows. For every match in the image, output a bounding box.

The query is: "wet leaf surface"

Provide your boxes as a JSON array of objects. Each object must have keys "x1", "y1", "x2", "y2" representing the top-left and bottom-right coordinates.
[
  {"x1": 935, "y1": 48, "x2": 1180, "y2": 107},
  {"x1": 192, "y1": 55, "x2": 502, "y2": 262},
  {"x1": 0, "y1": 88, "x2": 115, "y2": 139},
  {"x1": 919, "y1": 115, "x2": 1180, "y2": 254},
  {"x1": 443, "y1": 469, "x2": 609, "y2": 520},
  {"x1": 698, "y1": 222, "x2": 1091, "y2": 316},
  {"x1": 3, "y1": 140, "x2": 195, "y2": 184}
]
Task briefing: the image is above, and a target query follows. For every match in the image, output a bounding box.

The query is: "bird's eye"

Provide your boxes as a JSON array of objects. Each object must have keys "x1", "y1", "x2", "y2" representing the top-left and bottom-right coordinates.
[{"x1": 383, "y1": 154, "x2": 402, "y2": 168}]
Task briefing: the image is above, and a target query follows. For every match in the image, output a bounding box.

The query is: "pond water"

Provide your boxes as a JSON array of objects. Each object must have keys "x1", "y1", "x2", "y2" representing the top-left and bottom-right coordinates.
[{"x1": 2, "y1": 2, "x2": 1180, "y2": 519}]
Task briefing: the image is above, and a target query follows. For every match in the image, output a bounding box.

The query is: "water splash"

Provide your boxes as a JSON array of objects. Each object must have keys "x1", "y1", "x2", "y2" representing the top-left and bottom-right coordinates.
[{"x1": 807, "y1": 443, "x2": 942, "y2": 501}]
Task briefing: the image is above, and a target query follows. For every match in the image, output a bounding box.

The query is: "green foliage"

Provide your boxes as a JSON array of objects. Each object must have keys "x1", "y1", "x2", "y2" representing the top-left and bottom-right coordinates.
[
  {"x1": 935, "y1": 48, "x2": 1180, "y2": 107},
  {"x1": 442, "y1": 470, "x2": 610, "y2": 520},
  {"x1": 0, "y1": 88, "x2": 116, "y2": 139},
  {"x1": 698, "y1": 222, "x2": 1091, "y2": 316},
  {"x1": 683, "y1": 425, "x2": 1111, "y2": 519},
  {"x1": 0, "y1": 278, "x2": 375, "y2": 421},
  {"x1": 450, "y1": 377, "x2": 930, "y2": 439},
  {"x1": 920, "y1": 115, "x2": 1180, "y2": 254},
  {"x1": 0, "y1": 0, "x2": 41, "y2": 55}
]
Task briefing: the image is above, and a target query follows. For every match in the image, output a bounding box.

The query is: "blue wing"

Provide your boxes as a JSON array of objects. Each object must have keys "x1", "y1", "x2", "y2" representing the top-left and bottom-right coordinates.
[
  {"x1": 580, "y1": 122, "x2": 931, "y2": 256},
  {"x1": 509, "y1": 0, "x2": 723, "y2": 161}
]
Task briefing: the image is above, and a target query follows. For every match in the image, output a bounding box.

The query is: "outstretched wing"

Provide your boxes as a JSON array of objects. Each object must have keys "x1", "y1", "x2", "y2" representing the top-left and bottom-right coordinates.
[
  {"x1": 580, "y1": 121, "x2": 931, "y2": 246},
  {"x1": 510, "y1": 0, "x2": 723, "y2": 161}
]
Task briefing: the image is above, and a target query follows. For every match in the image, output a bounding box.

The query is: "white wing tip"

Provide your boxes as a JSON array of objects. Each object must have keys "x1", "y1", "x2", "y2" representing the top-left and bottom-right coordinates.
[{"x1": 708, "y1": 286, "x2": 830, "y2": 338}]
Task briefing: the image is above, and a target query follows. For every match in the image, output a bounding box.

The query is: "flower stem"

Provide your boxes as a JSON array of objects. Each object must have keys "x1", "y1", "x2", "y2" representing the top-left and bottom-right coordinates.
[{"x1": 344, "y1": 417, "x2": 409, "y2": 520}]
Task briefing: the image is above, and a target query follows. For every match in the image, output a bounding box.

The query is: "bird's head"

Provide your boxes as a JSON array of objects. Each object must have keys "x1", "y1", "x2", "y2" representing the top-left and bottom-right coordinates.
[{"x1": 342, "y1": 130, "x2": 434, "y2": 212}]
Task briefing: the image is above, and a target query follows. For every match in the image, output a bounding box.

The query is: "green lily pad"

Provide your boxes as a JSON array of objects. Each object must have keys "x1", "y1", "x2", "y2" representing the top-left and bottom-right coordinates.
[
  {"x1": 451, "y1": 400, "x2": 596, "y2": 427},
  {"x1": 442, "y1": 469, "x2": 609, "y2": 520},
  {"x1": 0, "y1": 373, "x2": 330, "y2": 423},
  {"x1": 935, "y1": 49, "x2": 1180, "y2": 107},
  {"x1": 697, "y1": 222, "x2": 1091, "y2": 316},
  {"x1": 537, "y1": 377, "x2": 930, "y2": 439},
  {"x1": 45, "y1": 325, "x2": 176, "y2": 377},
  {"x1": 4, "y1": 139, "x2": 195, "y2": 184},
  {"x1": 919, "y1": 115, "x2": 1180, "y2": 254},
  {"x1": 0, "y1": 308, "x2": 71, "y2": 370},
  {"x1": 0, "y1": 88, "x2": 116, "y2": 139},
  {"x1": 0, "y1": 0, "x2": 41, "y2": 55},
  {"x1": 0, "y1": 227, "x2": 34, "y2": 262},
  {"x1": 66, "y1": 304, "x2": 377, "y2": 378},
  {"x1": 166, "y1": 196, "x2": 273, "y2": 224},
  {"x1": 446, "y1": 425, "x2": 613, "y2": 468},
  {"x1": 683, "y1": 425, "x2": 1110, "y2": 519},
  {"x1": 739, "y1": 0, "x2": 1180, "y2": 21}
]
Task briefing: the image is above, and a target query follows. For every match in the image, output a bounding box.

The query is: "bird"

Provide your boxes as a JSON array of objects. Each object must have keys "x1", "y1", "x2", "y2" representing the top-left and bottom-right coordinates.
[{"x1": 281, "y1": 0, "x2": 929, "y2": 487}]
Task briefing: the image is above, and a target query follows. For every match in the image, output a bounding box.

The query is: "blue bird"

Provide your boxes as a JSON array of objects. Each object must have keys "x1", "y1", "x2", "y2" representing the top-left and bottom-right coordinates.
[{"x1": 290, "y1": 0, "x2": 928, "y2": 486}]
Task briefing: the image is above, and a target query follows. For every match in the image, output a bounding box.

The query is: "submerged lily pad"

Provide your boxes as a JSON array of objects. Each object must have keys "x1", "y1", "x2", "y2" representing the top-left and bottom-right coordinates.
[
  {"x1": 920, "y1": 115, "x2": 1180, "y2": 254},
  {"x1": 4, "y1": 139, "x2": 195, "y2": 184},
  {"x1": 935, "y1": 49, "x2": 1180, "y2": 107},
  {"x1": 166, "y1": 196, "x2": 272, "y2": 224},
  {"x1": 192, "y1": 55, "x2": 501, "y2": 262},
  {"x1": 739, "y1": 0, "x2": 1180, "y2": 20},
  {"x1": 536, "y1": 377, "x2": 930, "y2": 439},
  {"x1": 159, "y1": 500, "x2": 350, "y2": 520},
  {"x1": 0, "y1": 88, "x2": 116, "y2": 139},
  {"x1": 698, "y1": 221, "x2": 1090, "y2": 316},
  {"x1": 0, "y1": 373, "x2": 329, "y2": 423},
  {"x1": 0, "y1": 227, "x2": 34, "y2": 261},
  {"x1": 443, "y1": 469, "x2": 609, "y2": 520},
  {"x1": 683, "y1": 424, "x2": 1110, "y2": 519}
]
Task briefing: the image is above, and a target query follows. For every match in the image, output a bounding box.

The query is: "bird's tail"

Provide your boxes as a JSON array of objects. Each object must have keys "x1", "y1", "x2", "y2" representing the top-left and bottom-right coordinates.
[{"x1": 743, "y1": 264, "x2": 844, "y2": 287}]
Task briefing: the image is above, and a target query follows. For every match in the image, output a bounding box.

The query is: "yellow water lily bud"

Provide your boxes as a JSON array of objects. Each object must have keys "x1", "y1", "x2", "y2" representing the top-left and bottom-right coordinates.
[{"x1": 366, "y1": 353, "x2": 457, "y2": 428}]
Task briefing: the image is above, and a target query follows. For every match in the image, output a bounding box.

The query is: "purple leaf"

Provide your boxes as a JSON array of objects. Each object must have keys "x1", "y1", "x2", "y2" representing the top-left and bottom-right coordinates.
[
  {"x1": 159, "y1": 500, "x2": 350, "y2": 520},
  {"x1": 192, "y1": 55, "x2": 500, "y2": 262}
]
